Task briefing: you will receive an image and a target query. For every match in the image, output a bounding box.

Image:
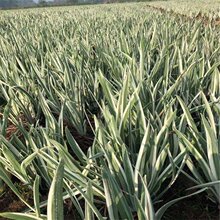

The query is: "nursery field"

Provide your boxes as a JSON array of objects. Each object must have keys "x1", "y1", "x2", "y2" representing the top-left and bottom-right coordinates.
[
  {"x1": 0, "y1": 2, "x2": 220, "y2": 220},
  {"x1": 148, "y1": 0, "x2": 220, "y2": 18}
]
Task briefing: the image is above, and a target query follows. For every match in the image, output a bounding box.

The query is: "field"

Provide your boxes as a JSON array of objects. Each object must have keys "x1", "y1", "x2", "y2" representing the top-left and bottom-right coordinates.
[
  {"x1": 148, "y1": 0, "x2": 220, "y2": 18},
  {"x1": 0, "y1": 2, "x2": 220, "y2": 220}
]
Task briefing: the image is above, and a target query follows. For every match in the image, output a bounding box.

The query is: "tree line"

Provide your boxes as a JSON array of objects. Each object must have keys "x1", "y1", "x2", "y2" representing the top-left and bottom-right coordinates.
[{"x1": 0, "y1": 0, "x2": 35, "y2": 8}]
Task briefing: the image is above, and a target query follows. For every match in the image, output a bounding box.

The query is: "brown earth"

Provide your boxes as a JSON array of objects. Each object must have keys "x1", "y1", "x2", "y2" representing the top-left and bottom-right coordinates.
[{"x1": 145, "y1": 4, "x2": 220, "y2": 27}]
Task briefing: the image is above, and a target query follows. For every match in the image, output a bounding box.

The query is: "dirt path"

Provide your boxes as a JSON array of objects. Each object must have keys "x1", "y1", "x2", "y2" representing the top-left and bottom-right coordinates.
[{"x1": 145, "y1": 4, "x2": 220, "y2": 27}]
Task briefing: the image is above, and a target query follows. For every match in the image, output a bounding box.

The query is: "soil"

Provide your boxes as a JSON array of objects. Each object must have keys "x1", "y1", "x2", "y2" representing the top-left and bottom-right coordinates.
[
  {"x1": 159, "y1": 175, "x2": 220, "y2": 220},
  {"x1": 145, "y1": 4, "x2": 220, "y2": 27},
  {"x1": 64, "y1": 115, "x2": 95, "y2": 154},
  {"x1": 0, "y1": 184, "x2": 33, "y2": 220}
]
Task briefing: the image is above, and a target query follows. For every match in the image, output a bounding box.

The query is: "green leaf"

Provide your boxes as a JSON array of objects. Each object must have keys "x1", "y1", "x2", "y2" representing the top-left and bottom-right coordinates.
[
  {"x1": 47, "y1": 159, "x2": 64, "y2": 220},
  {"x1": 33, "y1": 176, "x2": 41, "y2": 218},
  {"x1": 0, "y1": 212, "x2": 46, "y2": 220}
]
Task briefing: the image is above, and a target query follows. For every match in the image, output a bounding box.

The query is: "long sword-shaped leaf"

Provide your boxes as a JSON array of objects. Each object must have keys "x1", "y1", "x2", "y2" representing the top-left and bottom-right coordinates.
[{"x1": 47, "y1": 159, "x2": 64, "y2": 220}]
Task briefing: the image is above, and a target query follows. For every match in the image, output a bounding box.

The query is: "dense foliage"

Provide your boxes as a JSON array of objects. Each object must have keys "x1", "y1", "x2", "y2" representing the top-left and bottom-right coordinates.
[{"x1": 0, "y1": 3, "x2": 219, "y2": 219}]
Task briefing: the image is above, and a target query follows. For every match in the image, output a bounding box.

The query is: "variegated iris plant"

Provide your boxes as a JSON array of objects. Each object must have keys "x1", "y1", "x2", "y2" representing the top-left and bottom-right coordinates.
[{"x1": 0, "y1": 2, "x2": 219, "y2": 220}]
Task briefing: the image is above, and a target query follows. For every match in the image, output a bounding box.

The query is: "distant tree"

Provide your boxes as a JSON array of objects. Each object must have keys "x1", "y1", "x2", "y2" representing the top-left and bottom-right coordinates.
[
  {"x1": 0, "y1": 0, "x2": 17, "y2": 8},
  {"x1": 54, "y1": 0, "x2": 70, "y2": 4},
  {"x1": 38, "y1": 0, "x2": 47, "y2": 5},
  {"x1": 64, "y1": 0, "x2": 77, "y2": 4},
  {"x1": 0, "y1": 0, "x2": 34, "y2": 8},
  {"x1": 20, "y1": 0, "x2": 35, "y2": 6}
]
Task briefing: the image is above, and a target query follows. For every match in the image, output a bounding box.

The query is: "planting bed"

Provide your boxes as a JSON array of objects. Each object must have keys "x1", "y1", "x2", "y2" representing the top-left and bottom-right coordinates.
[{"x1": 0, "y1": 2, "x2": 220, "y2": 219}]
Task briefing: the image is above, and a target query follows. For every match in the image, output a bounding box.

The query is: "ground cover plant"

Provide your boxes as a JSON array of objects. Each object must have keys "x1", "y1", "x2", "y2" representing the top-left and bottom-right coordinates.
[{"x1": 0, "y1": 2, "x2": 220, "y2": 219}]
